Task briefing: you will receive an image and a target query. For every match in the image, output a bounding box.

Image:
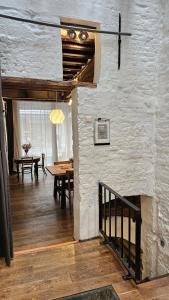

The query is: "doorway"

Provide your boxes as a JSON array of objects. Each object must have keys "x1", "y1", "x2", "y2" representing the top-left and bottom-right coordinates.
[{"x1": 2, "y1": 77, "x2": 75, "y2": 253}]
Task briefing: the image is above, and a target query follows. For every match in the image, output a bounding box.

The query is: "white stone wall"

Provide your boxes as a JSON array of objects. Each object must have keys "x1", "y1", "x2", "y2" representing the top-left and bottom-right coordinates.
[
  {"x1": 0, "y1": 1, "x2": 63, "y2": 80},
  {"x1": 0, "y1": 0, "x2": 169, "y2": 277}
]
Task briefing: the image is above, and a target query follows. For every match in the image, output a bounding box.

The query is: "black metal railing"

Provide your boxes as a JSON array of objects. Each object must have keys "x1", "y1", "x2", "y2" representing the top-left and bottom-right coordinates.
[{"x1": 99, "y1": 182, "x2": 142, "y2": 283}]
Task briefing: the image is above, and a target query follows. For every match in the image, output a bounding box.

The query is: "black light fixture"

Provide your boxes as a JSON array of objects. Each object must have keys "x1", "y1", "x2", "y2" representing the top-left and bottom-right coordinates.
[
  {"x1": 67, "y1": 29, "x2": 76, "y2": 40},
  {"x1": 79, "y1": 30, "x2": 89, "y2": 41}
]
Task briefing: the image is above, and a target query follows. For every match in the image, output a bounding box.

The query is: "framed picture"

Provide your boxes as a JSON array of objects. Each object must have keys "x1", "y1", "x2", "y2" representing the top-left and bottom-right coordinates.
[{"x1": 94, "y1": 118, "x2": 110, "y2": 145}]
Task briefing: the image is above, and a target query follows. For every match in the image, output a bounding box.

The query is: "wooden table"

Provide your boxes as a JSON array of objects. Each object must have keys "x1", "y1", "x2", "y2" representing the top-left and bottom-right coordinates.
[
  {"x1": 15, "y1": 156, "x2": 40, "y2": 181},
  {"x1": 46, "y1": 164, "x2": 73, "y2": 209}
]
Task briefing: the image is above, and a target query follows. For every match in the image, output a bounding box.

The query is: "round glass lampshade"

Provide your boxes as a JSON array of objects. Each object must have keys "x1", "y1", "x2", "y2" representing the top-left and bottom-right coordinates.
[{"x1": 49, "y1": 109, "x2": 65, "y2": 124}]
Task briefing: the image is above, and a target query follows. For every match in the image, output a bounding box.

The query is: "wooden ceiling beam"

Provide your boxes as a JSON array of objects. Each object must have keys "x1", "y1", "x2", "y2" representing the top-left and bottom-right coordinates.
[
  {"x1": 2, "y1": 77, "x2": 97, "y2": 100},
  {"x1": 62, "y1": 44, "x2": 94, "y2": 53},
  {"x1": 1, "y1": 76, "x2": 73, "y2": 92},
  {"x1": 63, "y1": 61, "x2": 84, "y2": 66},
  {"x1": 63, "y1": 74, "x2": 74, "y2": 78},
  {"x1": 64, "y1": 67, "x2": 81, "y2": 72},
  {"x1": 64, "y1": 69, "x2": 79, "y2": 74},
  {"x1": 63, "y1": 53, "x2": 92, "y2": 60}
]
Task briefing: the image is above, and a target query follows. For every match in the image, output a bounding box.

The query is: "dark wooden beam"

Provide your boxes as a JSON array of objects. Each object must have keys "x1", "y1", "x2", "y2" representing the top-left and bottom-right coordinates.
[
  {"x1": 1, "y1": 77, "x2": 73, "y2": 92},
  {"x1": 62, "y1": 43, "x2": 94, "y2": 53},
  {"x1": 63, "y1": 61, "x2": 84, "y2": 66},
  {"x1": 76, "y1": 59, "x2": 94, "y2": 83},
  {"x1": 64, "y1": 69, "x2": 79, "y2": 74},
  {"x1": 63, "y1": 75, "x2": 74, "y2": 79},
  {"x1": 2, "y1": 77, "x2": 97, "y2": 100},
  {"x1": 64, "y1": 67, "x2": 81, "y2": 72},
  {"x1": 63, "y1": 53, "x2": 92, "y2": 60}
]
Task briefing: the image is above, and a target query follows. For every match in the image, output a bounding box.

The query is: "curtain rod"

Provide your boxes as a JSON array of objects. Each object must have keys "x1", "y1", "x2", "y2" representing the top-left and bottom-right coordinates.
[{"x1": 0, "y1": 13, "x2": 131, "y2": 37}]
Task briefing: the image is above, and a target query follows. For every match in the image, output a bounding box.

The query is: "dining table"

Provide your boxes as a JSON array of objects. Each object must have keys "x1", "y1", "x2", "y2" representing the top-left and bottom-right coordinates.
[
  {"x1": 46, "y1": 163, "x2": 73, "y2": 209},
  {"x1": 15, "y1": 156, "x2": 40, "y2": 181}
]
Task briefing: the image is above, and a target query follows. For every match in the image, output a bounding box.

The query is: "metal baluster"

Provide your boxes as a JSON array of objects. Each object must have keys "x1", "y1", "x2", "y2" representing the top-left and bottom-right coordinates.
[
  {"x1": 128, "y1": 208, "x2": 131, "y2": 268},
  {"x1": 135, "y1": 211, "x2": 141, "y2": 282},
  {"x1": 121, "y1": 201, "x2": 124, "y2": 258},
  {"x1": 104, "y1": 187, "x2": 106, "y2": 235},
  {"x1": 99, "y1": 183, "x2": 103, "y2": 232},
  {"x1": 109, "y1": 191, "x2": 111, "y2": 239},
  {"x1": 114, "y1": 196, "x2": 117, "y2": 245}
]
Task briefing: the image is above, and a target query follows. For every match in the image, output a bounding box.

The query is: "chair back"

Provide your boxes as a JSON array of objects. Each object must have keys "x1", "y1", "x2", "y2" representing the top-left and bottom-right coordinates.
[
  {"x1": 66, "y1": 170, "x2": 74, "y2": 181},
  {"x1": 21, "y1": 157, "x2": 33, "y2": 166},
  {"x1": 54, "y1": 160, "x2": 70, "y2": 166},
  {"x1": 42, "y1": 153, "x2": 45, "y2": 167}
]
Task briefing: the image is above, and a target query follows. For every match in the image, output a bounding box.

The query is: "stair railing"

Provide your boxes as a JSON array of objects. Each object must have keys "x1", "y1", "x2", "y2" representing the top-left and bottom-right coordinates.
[{"x1": 99, "y1": 182, "x2": 142, "y2": 283}]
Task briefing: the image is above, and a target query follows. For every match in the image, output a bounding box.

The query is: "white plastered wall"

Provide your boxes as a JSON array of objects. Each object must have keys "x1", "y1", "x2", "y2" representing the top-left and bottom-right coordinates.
[{"x1": 0, "y1": 0, "x2": 169, "y2": 278}]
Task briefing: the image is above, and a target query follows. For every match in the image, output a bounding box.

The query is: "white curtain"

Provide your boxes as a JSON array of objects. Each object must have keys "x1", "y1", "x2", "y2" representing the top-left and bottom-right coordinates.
[
  {"x1": 13, "y1": 100, "x2": 21, "y2": 160},
  {"x1": 16, "y1": 101, "x2": 73, "y2": 165},
  {"x1": 56, "y1": 103, "x2": 73, "y2": 161}
]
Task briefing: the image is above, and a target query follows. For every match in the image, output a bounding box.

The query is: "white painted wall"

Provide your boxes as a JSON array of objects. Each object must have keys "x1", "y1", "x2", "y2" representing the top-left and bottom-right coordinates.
[
  {"x1": 0, "y1": 0, "x2": 169, "y2": 277},
  {"x1": 154, "y1": 0, "x2": 169, "y2": 276}
]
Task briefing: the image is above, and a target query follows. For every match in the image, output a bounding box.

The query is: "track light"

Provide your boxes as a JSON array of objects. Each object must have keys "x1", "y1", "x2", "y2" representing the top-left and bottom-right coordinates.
[
  {"x1": 67, "y1": 29, "x2": 76, "y2": 40},
  {"x1": 79, "y1": 31, "x2": 89, "y2": 41}
]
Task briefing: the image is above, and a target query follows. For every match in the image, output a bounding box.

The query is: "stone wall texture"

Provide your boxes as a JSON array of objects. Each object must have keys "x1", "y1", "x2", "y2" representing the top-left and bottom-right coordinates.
[{"x1": 0, "y1": 0, "x2": 168, "y2": 277}]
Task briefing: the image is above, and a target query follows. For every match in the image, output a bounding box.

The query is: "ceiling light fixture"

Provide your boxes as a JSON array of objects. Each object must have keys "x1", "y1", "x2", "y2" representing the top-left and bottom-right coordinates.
[
  {"x1": 67, "y1": 29, "x2": 76, "y2": 40},
  {"x1": 49, "y1": 92, "x2": 65, "y2": 124},
  {"x1": 79, "y1": 30, "x2": 89, "y2": 41}
]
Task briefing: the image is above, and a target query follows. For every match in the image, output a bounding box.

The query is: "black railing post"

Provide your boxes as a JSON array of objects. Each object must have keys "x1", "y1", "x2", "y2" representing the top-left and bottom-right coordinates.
[
  {"x1": 109, "y1": 191, "x2": 111, "y2": 239},
  {"x1": 114, "y1": 196, "x2": 117, "y2": 245},
  {"x1": 135, "y1": 211, "x2": 141, "y2": 282},
  {"x1": 104, "y1": 187, "x2": 106, "y2": 235},
  {"x1": 99, "y1": 183, "x2": 103, "y2": 231},
  {"x1": 121, "y1": 201, "x2": 124, "y2": 258}
]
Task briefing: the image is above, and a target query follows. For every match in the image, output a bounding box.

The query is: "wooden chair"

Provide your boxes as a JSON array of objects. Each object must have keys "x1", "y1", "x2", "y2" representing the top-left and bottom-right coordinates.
[
  {"x1": 53, "y1": 161, "x2": 71, "y2": 201},
  {"x1": 65, "y1": 170, "x2": 74, "y2": 214},
  {"x1": 37, "y1": 153, "x2": 47, "y2": 175},
  {"x1": 21, "y1": 157, "x2": 33, "y2": 181}
]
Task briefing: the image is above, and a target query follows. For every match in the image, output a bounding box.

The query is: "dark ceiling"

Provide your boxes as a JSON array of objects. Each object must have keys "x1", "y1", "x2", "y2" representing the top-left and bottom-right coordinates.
[{"x1": 61, "y1": 26, "x2": 95, "y2": 81}]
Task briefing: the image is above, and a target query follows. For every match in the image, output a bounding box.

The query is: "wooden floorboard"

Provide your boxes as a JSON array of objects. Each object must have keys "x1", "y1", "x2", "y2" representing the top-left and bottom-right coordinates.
[
  {"x1": 4, "y1": 174, "x2": 169, "y2": 300},
  {"x1": 0, "y1": 238, "x2": 168, "y2": 299},
  {"x1": 9, "y1": 173, "x2": 74, "y2": 251}
]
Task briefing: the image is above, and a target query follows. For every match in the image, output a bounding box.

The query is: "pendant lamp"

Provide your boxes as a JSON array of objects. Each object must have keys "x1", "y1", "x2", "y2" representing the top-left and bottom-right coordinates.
[{"x1": 49, "y1": 92, "x2": 65, "y2": 124}]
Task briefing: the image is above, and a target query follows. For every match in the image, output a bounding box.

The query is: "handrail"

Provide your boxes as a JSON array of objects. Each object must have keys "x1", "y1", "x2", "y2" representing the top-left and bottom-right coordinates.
[
  {"x1": 99, "y1": 182, "x2": 142, "y2": 283},
  {"x1": 99, "y1": 182, "x2": 140, "y2": 212}
]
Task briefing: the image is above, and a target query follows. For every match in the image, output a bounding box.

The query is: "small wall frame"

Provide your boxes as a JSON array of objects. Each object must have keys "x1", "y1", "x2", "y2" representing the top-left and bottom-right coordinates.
[{"x1": 94, "y1": 118, "x2": 110, "y2": 145}]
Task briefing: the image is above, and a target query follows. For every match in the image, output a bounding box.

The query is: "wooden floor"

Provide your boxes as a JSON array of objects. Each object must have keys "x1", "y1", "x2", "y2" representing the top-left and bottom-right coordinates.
[
  {"x1": 0, "y1": 239, "x2": 168, "y2": 300},
  {"x1": 9, "y1": 173, "x2": 74, "y2": 252}
]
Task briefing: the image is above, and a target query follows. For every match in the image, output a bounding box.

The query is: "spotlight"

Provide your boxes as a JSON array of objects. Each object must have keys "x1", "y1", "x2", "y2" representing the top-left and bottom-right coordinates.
[
  {"x1": 79, "y1": 31, "x2": 89, "y2": 41},
  {"x1": 67, "y1": 29, "x2": 76, "y2": 40}
]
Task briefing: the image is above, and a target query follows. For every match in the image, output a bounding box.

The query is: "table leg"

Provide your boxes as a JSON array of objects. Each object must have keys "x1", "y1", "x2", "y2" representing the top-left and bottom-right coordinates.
[
  {"x1": 17, "y1": 163, "x2": 19, "y2": 181},
  {"x1": 61, "y1": 176, "x2": 66, "y2": 209},
  {"x1": 34, "y1": 162, "x2": 39, "y2": 180},
  {"x1": 54, "y1": 176, "x2": 57, "y2": 198}
]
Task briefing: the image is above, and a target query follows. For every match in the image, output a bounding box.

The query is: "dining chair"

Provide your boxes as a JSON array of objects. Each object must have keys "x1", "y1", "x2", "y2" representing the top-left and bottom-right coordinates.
[
  {"x1": 65, "y1": 170, "x2": 74, "y2": 214},
  {"x1": 37, "y1": 153, "x2": 47, "y2": 175},
  {"x1": 21, "y1": 157, "x2": 33, "y2": 182},
  {"x1": 53, "y1": 160, "x2": 71, "y2": 202}
]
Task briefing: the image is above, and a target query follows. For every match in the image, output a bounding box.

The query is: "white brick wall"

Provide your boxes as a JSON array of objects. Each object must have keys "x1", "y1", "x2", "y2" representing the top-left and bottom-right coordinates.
[
  {"x1": 154, "y1": 0, "x2": 169, "y2": 276},
  {"x1": 0, "y1": 0, "x2": 169, "y2": 277}
]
